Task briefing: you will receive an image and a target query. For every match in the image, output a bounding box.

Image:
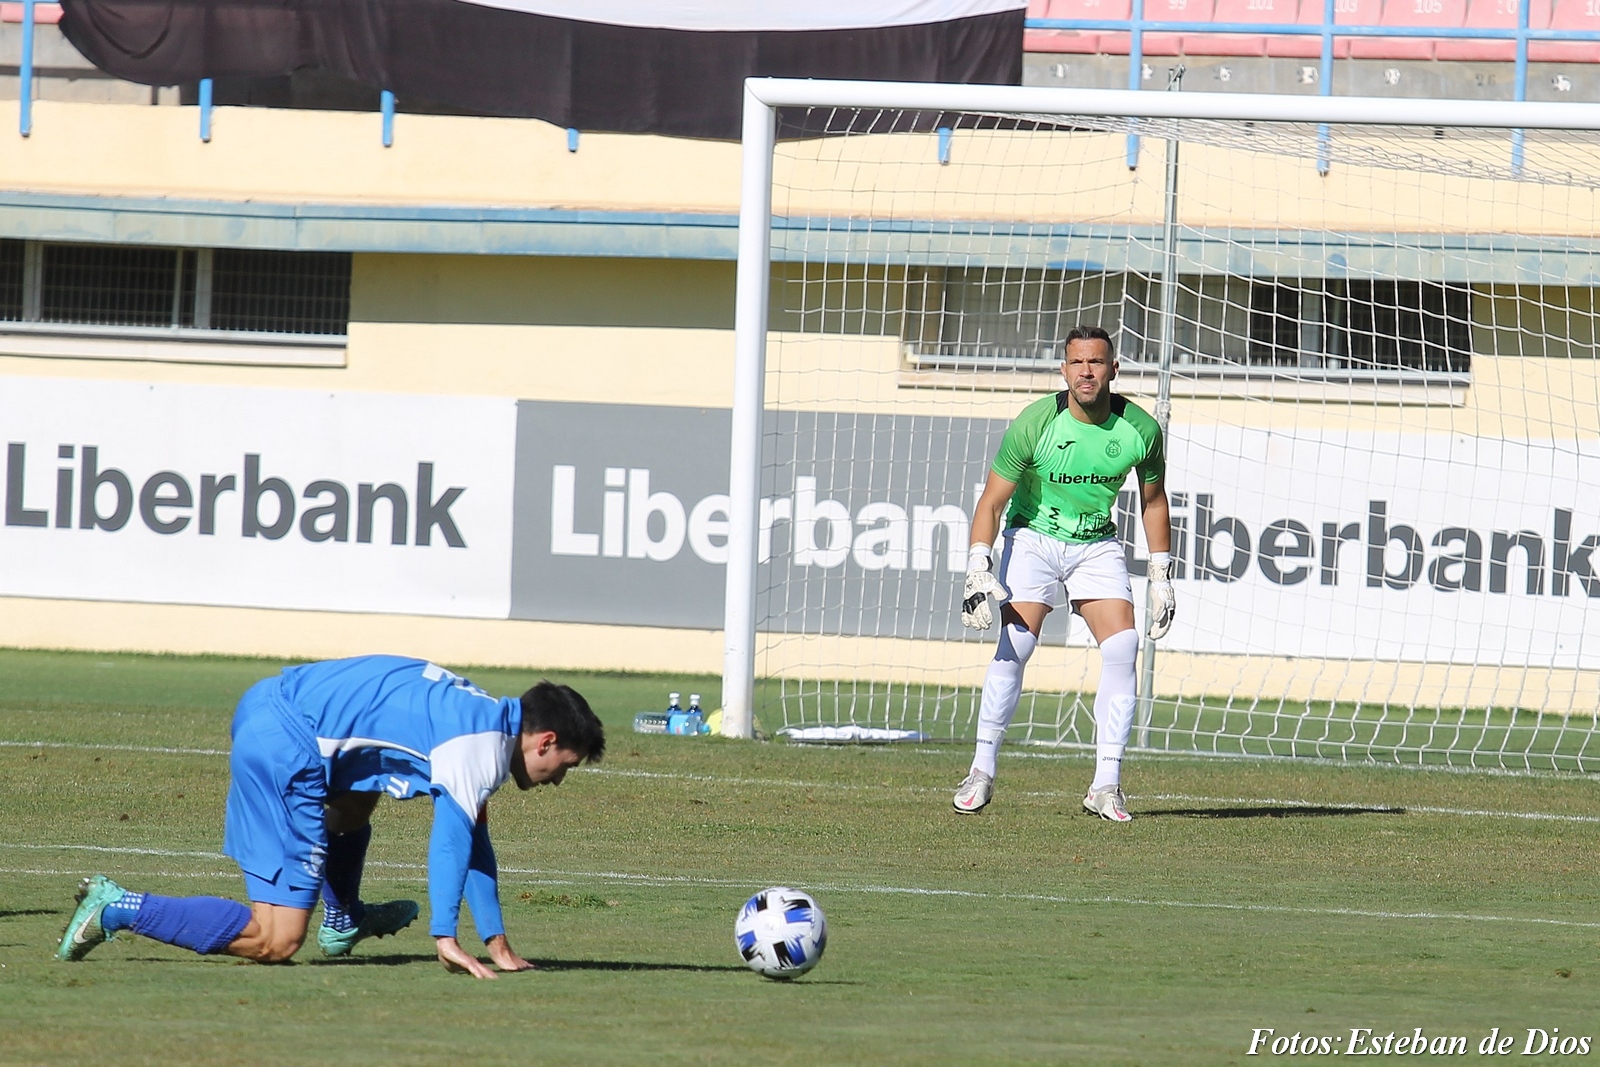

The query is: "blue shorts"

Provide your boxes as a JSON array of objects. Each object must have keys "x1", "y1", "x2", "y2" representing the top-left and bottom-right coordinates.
[{"x1": 222, "y1": 678, "x2": 327, "y2": 909}]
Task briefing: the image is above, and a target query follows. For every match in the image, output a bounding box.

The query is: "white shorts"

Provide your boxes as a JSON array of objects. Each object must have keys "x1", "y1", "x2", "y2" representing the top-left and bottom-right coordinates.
[{"x1": 995, "y1": 528, "x2": 1133, "y2": 612}]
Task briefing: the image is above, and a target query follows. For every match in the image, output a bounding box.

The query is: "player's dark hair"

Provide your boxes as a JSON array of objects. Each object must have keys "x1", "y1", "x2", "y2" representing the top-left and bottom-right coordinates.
[
  {"x1": 1064, "y1": 325, "x2": 1114, "y2": 356},
  {"x1": 520, "y1": 681, "x2": 606, "y2": 762}
]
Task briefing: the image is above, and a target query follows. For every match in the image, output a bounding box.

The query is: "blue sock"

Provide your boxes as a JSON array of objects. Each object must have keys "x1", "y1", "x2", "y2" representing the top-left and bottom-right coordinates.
[
  {"x1": 321, "y1": 824, "x2": 371, "y2": 932},
  {"x1": 128, "y1": 895, "x2": 252, "y2": 955},
  {"x1": 100, "y1": 890, "x2": 146, "y2": 934}
]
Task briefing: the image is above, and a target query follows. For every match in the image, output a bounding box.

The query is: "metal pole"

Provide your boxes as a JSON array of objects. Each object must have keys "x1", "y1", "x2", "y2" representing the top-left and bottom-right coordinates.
[
  {"x1": 1512, "y1": 0, "x2": 1529, "y2": 173},
  {"x1": 199, "y1": 78, "x2": 214, "y2": 142},
  {"x1": 1316, "y1": 0, "x2": 1334, "y2": 175},
  {"x1": 19, "y1": 0, "x2": 36, "y2": 137},
  {"x1": 1137, "y1": 66, "x2": 1183, "y2": 748},
  {"x1": 1125, "y1": 0, "x2": 1147, "y2": 168},
  {"x1": 721, "y1": 83, "x2": 777, "y2": 740},
  {"x1": 381, "y1": 90, "x2": 395, "y2": 147}
]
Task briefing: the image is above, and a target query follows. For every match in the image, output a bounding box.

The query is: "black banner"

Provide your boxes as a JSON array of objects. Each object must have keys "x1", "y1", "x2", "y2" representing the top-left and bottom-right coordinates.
[{"x1": 59, "y1": 0, "x2": 1023, "y2": 140}]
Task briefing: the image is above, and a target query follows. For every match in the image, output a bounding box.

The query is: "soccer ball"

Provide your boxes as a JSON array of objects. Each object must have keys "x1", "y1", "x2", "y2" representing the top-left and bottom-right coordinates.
[{"x1": 734, "y1": 887, "x2": 827, "y2": 979}]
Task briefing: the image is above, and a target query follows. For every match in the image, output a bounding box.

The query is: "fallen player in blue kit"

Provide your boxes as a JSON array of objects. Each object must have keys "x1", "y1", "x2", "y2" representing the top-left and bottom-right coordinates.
[{"x1": 57, "y1": 655, "x2": 605, "y2": 978}]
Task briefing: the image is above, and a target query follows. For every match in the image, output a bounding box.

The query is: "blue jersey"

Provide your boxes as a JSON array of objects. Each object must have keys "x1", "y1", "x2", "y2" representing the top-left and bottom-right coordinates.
[{"x1": 277, "y1": 655, "x2": 522, "y2": 941}]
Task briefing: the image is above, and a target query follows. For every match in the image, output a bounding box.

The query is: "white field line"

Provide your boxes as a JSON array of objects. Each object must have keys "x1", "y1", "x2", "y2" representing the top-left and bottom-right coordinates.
[
  {"x1": 0, "y1": 739, "x2": 227, "y2": 757},
  {"x1": 4, "y1": 846, "x2": 1599, "y2": 931},
  {"x1": 5, "y1": 732, "x2": 1586, "y2": 782},
  {"x1": 3, "y1": 737, "x2": 1594, "y2": 825}
]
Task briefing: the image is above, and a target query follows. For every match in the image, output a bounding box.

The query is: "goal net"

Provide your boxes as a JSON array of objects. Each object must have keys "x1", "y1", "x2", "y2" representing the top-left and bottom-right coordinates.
[{"x1": 721, "y1": 81, "x2": 1600, "y2": 774}]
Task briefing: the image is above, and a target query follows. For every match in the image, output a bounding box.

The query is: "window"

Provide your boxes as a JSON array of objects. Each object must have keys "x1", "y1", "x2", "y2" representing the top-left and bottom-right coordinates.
[
  {"x1": 903, "y1": 267, "x2": 1127, "y2": 366},
  {"x1": 1339, "y1": 281, "x2": 1472, "y2": 373},
  {"x1": 0, "y1": 241, "x2": 351, "y2": 338},
  {"x1": 39, "y1": 244, "x2": 194, "y2": 329},
  {"x1": 211, "y1": 249, "x2": 352, "y2": 334},
  {"x1": 0, "y1": 240, "x2": 23, "y2": 321},
  {"x1": 1119, "y1": 275, "x2": 1473, "y2": 375}
]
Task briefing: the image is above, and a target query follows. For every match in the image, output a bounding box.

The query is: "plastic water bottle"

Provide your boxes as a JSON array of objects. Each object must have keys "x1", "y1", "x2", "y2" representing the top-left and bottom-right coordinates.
[
  {"x1": 666, "y1": 692, "x2": 695, "y2": 736},
  {"x1": 632, "y1": 711, "x2": 667, "y2": 734},
  {"x1": 632, "y1": 713, "x2": 666, "y2": 733},
  {"x1": 687, "y1": 693, "x2": 707, "y2": 735}
]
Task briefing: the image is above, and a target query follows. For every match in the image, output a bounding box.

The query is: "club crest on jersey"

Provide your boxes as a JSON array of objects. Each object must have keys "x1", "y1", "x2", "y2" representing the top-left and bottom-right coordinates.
[{"x1": 1105, "y1": 440, "x2": 1123, "y2": 457}]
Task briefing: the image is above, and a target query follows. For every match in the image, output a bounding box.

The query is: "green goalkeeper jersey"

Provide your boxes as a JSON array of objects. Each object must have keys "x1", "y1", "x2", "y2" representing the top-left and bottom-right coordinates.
[{"x1": 991, "y1": 391, "x2": 1165, "y2": 543}]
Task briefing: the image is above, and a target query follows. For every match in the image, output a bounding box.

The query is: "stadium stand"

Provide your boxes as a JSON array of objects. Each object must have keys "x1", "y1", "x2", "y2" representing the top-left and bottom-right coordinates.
[
  {"x1": 1347, "y1": 0, "x2": 1467, "y2": 61},
  {"x1": 1533, "y1": 0, "x2": 1600, "y2": 60},
  {"x1": 1140, "y1": 0, "x2": 1201, "y2": 55},
  {"x1": 1264, "y1": 0, "x2": 1338, "y2": 58},
  {"x1": 1023, "y1": 0, "x2": 1110, "y2": 53},
  {"x1": 1023, "y1": 0, "x2": 1598, "y2": 74}
]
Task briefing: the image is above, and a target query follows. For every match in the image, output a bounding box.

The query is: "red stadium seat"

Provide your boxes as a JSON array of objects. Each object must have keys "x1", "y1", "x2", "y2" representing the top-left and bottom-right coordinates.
[
  {"x1": 1185, "y1": 0, "x2": 1293, "y2": 55},
  {"x1": 1144, "y1": 0, "x2": 1212, "y2": 54},
  {"x1": 1348, "y1": 0, "x2": 1467, "y2": 58},
  {"x1": 1435, "y1": 0, "x2": 1549, "y2": 59},
  {"x1": 1046, "y1": 0, "x2": 1133, "y2": 20},
  {"x1": 1531, "y1": 0, "x2": 1600, "y2": 60},
  {"x1": 1025, "y1": 0, "x2": 1117, "y2": 52},
  {"x1": 1263, "y1": 0, "x2": 1329, "y2": 58},
  {"x1": 0, "y1": 2, "x2": 63, "y2": 23},
  {"x1": 1263, "y1": 0, "x2": 1372, "y2": 56},
  {"x1": 1025, "y1": 29, "x2": 1107, "y2": 49}
]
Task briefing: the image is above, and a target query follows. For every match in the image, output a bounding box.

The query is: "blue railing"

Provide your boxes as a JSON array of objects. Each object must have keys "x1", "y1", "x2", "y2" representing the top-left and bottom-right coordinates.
[
  {"x1": 1029, "y1": 2, "x2": 1588, "y2": 166},
  {"x1": 10, "y1": 0, "x2": 1600, "y2": 157},
  {"x1": 1026, "y1": 0, "x2": 1598, "y2": 120}
]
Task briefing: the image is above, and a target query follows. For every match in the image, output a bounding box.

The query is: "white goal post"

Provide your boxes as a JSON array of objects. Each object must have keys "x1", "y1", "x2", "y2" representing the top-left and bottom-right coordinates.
[{"x1": 721, "y1": 78, "x2": 1600, "y2": 773}]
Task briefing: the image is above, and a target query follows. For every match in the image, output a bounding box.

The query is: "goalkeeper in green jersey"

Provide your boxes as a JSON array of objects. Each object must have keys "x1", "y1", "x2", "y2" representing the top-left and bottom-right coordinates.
[{"x1": 953, "y1": 326, "x2": 1176, "y2": 821}]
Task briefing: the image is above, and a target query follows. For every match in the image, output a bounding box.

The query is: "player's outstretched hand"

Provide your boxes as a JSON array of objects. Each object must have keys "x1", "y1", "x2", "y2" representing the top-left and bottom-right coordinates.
[
  {"x1": 436, "y1": 935, "x2": 498, "y2": 979},
  {"x1": 1147, "y1": 555, "x2": 1177, "y2": 639},
  {"x1": 961, "y1": 546, "x2": 1003, "y2": 630},
  {"x1": 485, "y1": 934, "x2": 535, "y2": 973}
]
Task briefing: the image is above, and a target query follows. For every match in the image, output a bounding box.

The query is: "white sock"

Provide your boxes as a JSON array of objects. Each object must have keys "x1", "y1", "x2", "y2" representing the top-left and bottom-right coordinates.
[
  {"x1": 971, "y1": 622, "x2": 1037, "y2": 779},
  {"x1": 1091, "y1": 628, "x2": 1141, "y2": 791}
]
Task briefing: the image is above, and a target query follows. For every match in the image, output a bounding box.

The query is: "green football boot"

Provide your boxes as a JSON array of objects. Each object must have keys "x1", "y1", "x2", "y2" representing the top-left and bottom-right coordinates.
[
  {"x1": 317, "y1": 899, "x2": 420, "y2": 957},
  {"x1": 57, "y1": 875, "x2": 127, "y2": 962}
]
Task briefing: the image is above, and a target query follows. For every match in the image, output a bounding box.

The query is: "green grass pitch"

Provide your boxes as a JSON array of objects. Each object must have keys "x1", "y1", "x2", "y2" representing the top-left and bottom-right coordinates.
[{"x1": 0, "y1": 648, "x2": 1596, "y2": 1066}]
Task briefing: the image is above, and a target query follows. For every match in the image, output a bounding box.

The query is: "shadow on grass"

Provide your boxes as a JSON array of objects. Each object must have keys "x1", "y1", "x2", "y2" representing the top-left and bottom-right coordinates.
[
  {"x1": 534, "y1": 958, "x2": 756, "y2": 974},
  {"x1": 1140, "y1": 804, "x2": 1405, "y2": 820},
  {"x1": 309, "y1": 953, "x2": 754, "y2": 975},
  {"x1": 0, "y1": 909, "x2": 64, "y2": 919}
]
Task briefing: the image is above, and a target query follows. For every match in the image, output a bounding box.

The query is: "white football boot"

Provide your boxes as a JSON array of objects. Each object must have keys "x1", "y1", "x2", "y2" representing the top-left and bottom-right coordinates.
[
  {"x1": 1082, "y1": 784, "x2": 1132, "y2": 822},
  {"x1": 952, "y1": 769, "x2": 994, "y2": 814}
]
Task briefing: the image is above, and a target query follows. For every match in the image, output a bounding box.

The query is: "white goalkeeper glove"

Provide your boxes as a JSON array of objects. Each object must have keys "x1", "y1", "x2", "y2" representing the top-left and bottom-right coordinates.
[
  {"x1": 961, "y1": 544, "x2": 1004, "y2": 630},
  {"x1": 1146, "y1": 551, "x2": 1177, "y2": 640}
]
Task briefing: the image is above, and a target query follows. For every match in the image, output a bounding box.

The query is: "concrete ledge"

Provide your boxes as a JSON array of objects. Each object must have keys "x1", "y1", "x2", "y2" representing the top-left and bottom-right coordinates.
[
  {"x1": 0, "y1": 323, "x2": 347, "y2": 366},
  {"x1": 0, "y1": 189, "x2": 743, "y2": 259}
]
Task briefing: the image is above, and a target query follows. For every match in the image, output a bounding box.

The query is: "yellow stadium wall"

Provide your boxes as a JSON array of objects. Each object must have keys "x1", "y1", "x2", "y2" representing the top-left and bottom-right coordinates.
[{"x1": 0, "y1": 100, "x2": 1594, "y2": 711}]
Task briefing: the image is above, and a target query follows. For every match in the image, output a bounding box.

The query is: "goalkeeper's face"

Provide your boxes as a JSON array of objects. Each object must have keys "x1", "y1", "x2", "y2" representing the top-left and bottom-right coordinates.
[
  {"x1": 511, "y1": 729, "x2": 585, "y2": 789},
  {"x1": 1062, "y1": 337, "x2": 1116, "y2": 407}
]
